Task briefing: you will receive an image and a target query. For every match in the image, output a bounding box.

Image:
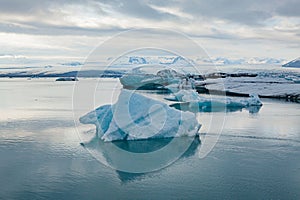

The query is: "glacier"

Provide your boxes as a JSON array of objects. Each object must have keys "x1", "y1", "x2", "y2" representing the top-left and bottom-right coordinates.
[{"x1": 79, "y1": 89, "x2": 201, "y2": 142}]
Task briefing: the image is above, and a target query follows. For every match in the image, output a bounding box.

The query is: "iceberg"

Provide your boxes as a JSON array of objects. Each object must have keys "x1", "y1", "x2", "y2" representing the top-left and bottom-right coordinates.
[
  {"x1": 166, "y1": 90, "x2": 263, "y2": 112},
  {"x1": 119, "y1": 67, "x2": 200, "y2": 92},
  {"x1": 80, "y1": 89, "x2": 201, "y2": 142},
  {"x1": 119, "y1": 68, "x2": 183, "y2": 90}
]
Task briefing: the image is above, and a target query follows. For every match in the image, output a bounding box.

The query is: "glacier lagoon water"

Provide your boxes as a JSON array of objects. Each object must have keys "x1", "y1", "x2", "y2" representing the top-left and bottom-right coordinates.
[{"x1": 1, "y1": 78, "x2": 300, "y2": 199}]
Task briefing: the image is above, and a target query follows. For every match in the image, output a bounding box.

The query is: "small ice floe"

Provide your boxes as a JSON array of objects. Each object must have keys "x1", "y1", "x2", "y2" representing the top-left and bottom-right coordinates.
[
  {"x1": 284, "y1": 76, "x2": 300, "y2": 84},
  {"x1": 55, "y1": 77, "x2": 78, "y2": 81},
  {"x1": 165, "y1": 90, "x2": 200, "y2": 102},
  {"x1": 80, "y1": 89, "x2": 201, "y2": 142},
  {"x1": 166, "y1": 90, "x2": 263, "y2": 113},
  {"x1": 164, "y1": 77, "x2": 196, "y2": 92}
]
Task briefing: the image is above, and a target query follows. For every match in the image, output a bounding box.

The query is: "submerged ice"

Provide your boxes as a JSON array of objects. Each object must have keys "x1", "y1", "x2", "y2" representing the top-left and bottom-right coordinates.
[{"x1": 80, "y1": 89, "x2": 201, "y2": 142}]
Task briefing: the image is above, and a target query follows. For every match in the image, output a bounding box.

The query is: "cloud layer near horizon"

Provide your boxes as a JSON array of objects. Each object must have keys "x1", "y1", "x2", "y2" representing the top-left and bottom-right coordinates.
[{"x1": 0, "y1": 0, "x2": 299, "y2": 64}]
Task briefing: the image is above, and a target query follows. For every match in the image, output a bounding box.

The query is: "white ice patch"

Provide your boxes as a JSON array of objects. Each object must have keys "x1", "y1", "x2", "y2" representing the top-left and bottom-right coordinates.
[{"x1": 205, "y1": 71, "x2": 300, "y2": 97}]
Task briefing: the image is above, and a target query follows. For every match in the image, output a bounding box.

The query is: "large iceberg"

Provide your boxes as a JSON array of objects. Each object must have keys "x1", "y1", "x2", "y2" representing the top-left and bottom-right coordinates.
[
  {"x1": 119, "y1": 68, "x2": 183, "y2": 90},
  {"x1": 80, "y1": 90, "x2": 201, "y2": 142}
]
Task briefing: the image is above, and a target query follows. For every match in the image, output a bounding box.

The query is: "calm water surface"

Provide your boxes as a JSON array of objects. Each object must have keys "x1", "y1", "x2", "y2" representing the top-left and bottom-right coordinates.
[{"x1": 0, "y1": 78, "x2": 300, "y2": 199}]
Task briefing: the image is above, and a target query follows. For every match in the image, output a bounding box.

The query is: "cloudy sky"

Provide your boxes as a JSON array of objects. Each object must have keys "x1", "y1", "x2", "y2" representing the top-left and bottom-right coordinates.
[{"x1": 0, "y1": 0, "x2": 299, "y2": 66}]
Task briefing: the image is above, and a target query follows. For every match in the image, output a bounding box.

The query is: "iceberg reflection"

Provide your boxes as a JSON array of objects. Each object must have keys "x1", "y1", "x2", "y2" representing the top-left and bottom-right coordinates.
[{"x1": 81, "y1": 135, "x2": 201, "y2": 178}]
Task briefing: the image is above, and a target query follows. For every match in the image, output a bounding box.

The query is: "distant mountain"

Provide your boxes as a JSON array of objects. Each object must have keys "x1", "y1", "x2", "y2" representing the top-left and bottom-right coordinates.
[
  {"x1": 128, "y1": 56, "x2": 147, "y2": 64},
  {"x1": 197, "y1": 57, "x2": 285, "y2": 65},
  {"x1": 0, "y1": 56, "x2": 288, "y2": 79},
  {"x1": 111, "y1": 56, "x2": 195, "y2": 67},
  {"x1": 246, "y1": 57, "x2": 284, "y2": 65},
  {"x1": 107, "y1": 56, "x2": 285, "y2": 67},
  {"x1": 61, "y1": 61, "x2": 83, "y2": 67},
  {"x1": 282, "y1": 58, "x2": 300, "y2": 68},
  {"x1": 197, "y1": 57, "x2": 244, "y2": 65}
]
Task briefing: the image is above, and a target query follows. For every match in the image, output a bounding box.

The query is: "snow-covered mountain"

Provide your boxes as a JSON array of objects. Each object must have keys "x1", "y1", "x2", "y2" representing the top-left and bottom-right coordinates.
[
  {"x1": 110, "y1": 56, "x2": 285, "y2": 67},
  {"x1": 110, "y1": 56, "x2": 196, "y2": 68},
  {"x1": 246, "y1": 57, "x2": 284, "y2": 65},
  {"x1": 0, "y1": 55, "x2": 289, "y2": 78},
  {"x1": 196, "y1": 57, "x2": 285, "y2": 65},
  {"x1": 282, "y1": 58, "x2": 300, "y2": 68},
  {"x1": 61, "y1": 61, "x2": 83, "y2": 67},
  {"x1": 128, "y1": 56, "x2": 147, "y2": 64},
  {"x1": 196, "y1": 57, "x2": 244, "y2": 65}
]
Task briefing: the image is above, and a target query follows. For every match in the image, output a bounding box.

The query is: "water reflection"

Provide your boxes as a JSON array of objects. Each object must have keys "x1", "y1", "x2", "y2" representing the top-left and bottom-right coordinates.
[
  {"x1": 112, "y1": 138, "x2": 173, "y2": 153},
  {"x1": 81, "y1": 136, "x2": 201, "y2": 182}
]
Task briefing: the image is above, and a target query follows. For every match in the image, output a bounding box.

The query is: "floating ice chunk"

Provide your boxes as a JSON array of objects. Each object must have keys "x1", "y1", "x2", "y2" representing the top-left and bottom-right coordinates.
[
  {"x1": 284, "y1": 75, "x2": 300, "y2": 84},
  {"x1": 80, "y1": 89, "x2": 201, "y2": 142},
  {"x1": 240, "y1": 94, "x2": 263, "y2": 106},
  {"x1": 55, "y1": 77, "x2": 78, "y2": 81},
  {"x1": 166, "y1": 90, "x2": 263, "y2": 113},
  {"x1": 165, "y1": 90, "x2": 201, "y2": 102}
]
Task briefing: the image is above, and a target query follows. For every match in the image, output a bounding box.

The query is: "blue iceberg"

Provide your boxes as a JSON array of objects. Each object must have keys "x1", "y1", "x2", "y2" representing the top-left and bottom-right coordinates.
[
  {"x1": 166, "y1": 90, "x2": 263, "y2": 113},
  {"x1": 80, "y1": 89, "x2": 201, "y2": 142}
]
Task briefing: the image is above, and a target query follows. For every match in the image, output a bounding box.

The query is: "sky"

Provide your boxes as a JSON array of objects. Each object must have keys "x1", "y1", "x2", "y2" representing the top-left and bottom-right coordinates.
[{"x1": 0, "y1": 0, "x2": 300, "y2": 67}]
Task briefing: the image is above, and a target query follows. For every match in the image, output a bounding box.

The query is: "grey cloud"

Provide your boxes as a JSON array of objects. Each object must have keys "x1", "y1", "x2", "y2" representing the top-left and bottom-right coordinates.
[
  {"x1": 0, "y1": 21, "x2": 243, "y2": 42},
  {"x1": 151, "y1": 0, "x2": 276, "y2": 26},
  {"x1": 0, "y1": 0, "x2": 180, "y2": 36},
  {"x1": 276, "y1": 0, "x2": 300, "y2": 17},
  {"x1": 0, "y1": 21, "x2": 128, "y2": 36},
  {"x1": 0, "y1": 0, "x2": 72, "y2": 14},
  {"x1": 0, "y1": 0, "x2": 179, "y2": 20},
  {"x1": 94, "y1": 0, "x2": 180, "y2": 21},
  {"x1": 0, "y1": 0, "x2": 299, "y2": 37},
  {"x1": 0, "y1": 0, "x2": 43, "y2": 13},
  {"x1": 148, "y1": 0, "x2": 298, "y2": 26}
]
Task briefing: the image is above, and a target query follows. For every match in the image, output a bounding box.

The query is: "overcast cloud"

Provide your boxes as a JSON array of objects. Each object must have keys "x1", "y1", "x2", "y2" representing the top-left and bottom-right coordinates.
[{"x1": 0, "y1": 0, "x2": 299, "y2": 64}]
